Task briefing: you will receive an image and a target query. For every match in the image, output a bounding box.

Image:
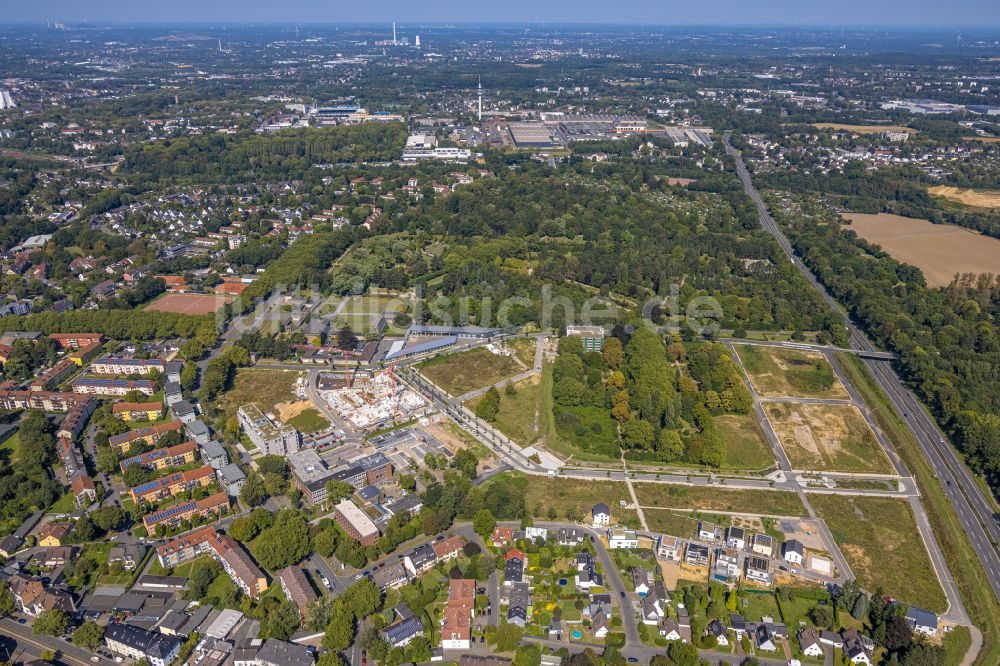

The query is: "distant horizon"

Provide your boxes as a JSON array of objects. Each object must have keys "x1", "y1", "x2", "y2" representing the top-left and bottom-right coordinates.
[
  {"x1": 4, "y1": 21, "x2": 1000, "y2": 31},
  {"x1": 4, "y1": 0, "x2": 1000, "y2": 29}
]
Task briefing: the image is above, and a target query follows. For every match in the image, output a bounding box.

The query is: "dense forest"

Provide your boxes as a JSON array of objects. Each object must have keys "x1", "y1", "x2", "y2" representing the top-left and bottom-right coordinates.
[
  {"x1": 118, "y1": 124, "x2": 407, "y2": 185},
  {"x1": 358, "y1": 165, "x2": 846, "y2": 338},
  {"x1": 773, "y1": 199, "x2": 1000, "y2": 493},
  {"x1": 0, "y1": 309, "x2": 218, "y2": 344},
  {"x1": 548, "y1": 330, "x2": 752, "y2": 464}
]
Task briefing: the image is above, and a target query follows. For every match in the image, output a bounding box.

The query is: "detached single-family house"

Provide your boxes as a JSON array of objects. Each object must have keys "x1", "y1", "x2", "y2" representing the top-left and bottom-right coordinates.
[
  {"x1": 905, "y1": 606, "x2": 938, "y2": 637},
  {"x1": 783, "y1": 539, "x2": 805, "y2": 565},
  {"x1": 631, "y1": 566, "x2": 651, "y2": 596},
  {"x1": 755, "y1": 624, "x2": 779, "y2": 652},
  {"x1": 842, "y1": 629, "x2": 873, "y2": 665},
  {"x1": 640, "y1": 596, "x2": 662, "y2": 625},
  {"x1": 592, "y1": 503, "x2": 610, "y2": 527},
  {"x1": 745, "y1": 556, "x2": 772, "y2": 585},
  {"x1": 751, "y1": 533, "x2": 774, "y2": 557},
  {"x1": 660, "y1": 617, "x2": 682, "y2": 641},
  {"x1": 729, "y1": 613, "x2": 749, "y2": 639},
  {"x1": 656, "y1": 534, "x2": 683, "y2": 561},
  {"x1": 607, "y1": 526, "x2": 638, "y2": 549},
  {"x1": 525, "y1": 526, "x2": 547, "y2": 542},
  {"x1": 591, "y1": 608, "x2": 609, "y2": 639},
  {"x1": 37, "y1": 522, "x2": 72, "y2": 547},
  {"x1": 685, "y1": 543, "x2": 710, "y2": 567},
  {"x1": 707, "y1": 619, "x2": 729, "y2": 646},
  {"x1": 698, "y1": 521, "x2": 721, "y2": 541},
  {"x1": 384, "y1": 616, "x2": 424, "y2": 648},
  {"x1": 491, "y1": 526, "x2": 513, "y2": 547},
  {"x1": 799, "y1": 629, "x2": 824, "y2": 657},
  {"x1": 726, "y1": 526, "x2": 746, "y2": 550}
]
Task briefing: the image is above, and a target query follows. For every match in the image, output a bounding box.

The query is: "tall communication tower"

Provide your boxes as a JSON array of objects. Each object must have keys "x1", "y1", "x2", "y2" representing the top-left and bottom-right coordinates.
[
  {"x1": 392, "y1": 22, "x2": 397, "y2": 46},
  {"x1": 478, "y1": 76, "x2": 483, "y2": 122}
]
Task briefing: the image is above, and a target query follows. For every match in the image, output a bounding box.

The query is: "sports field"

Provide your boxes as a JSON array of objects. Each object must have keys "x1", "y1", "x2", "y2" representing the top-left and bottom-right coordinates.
[
  {"x1": 145, "y1": 292, "x2": 234, "y2": 315},
  {"x1": 842, "y1": 212, "x2": 1000, "y2": 287}
]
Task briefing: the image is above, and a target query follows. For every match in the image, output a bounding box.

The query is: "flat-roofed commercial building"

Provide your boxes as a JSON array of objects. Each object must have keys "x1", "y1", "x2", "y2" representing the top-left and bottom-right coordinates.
[
  {"x1": 334, "y1": 498, "x2": 380, "y2": 546},
  {"x1": 288, "y1": 449, "x2": 336, "y2": 506},
  {"x1": 565, "y1": 326, "x2": 606, "y2": 352}
]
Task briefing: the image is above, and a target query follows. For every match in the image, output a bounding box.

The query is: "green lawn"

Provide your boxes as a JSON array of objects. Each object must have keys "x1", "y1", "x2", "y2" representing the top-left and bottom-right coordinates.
[
  {"x1": 714, "y1": 414, "x2": 775, "y2": 470},
  {"x1": 417, "y1": 347, "x2": 523, "y2": 396},
  {"x1": 493, "y1": 473, "x2": 637, "y2": 526},
  {"x1": 0, "y1": 431, "x2": 20, "y2": 465},
  {"x1": 287, "y1": 408, "x2": 330, "y2": 433},
  {"x1": 214, "y1": 368, "x2": 298, "y2": 420},
  {"x1": 537, "y1": 363, "x2": 620, "y2": 463},
  {"x1": 635, "y1": 484, "x2": 806, "y2": 517},
  {"x1": 49, "y1": 491, "x2": 77, "y2": 514},
  {"x1": 206, "y1": 569, "x2": 238, "y2": 601},
  {"x1": 643, "y1": 509, "x2": 709, "y2": 538},
  {"x1": 736, "y1": 344, "x2": 848, "y2": 399},
  {"x1": 810, "y1": 494, "x2": 946, "y2": 611},
  {"x1": 466, "y1": 375, "x2": 542, "y2": 447},
  {"x1": 148, "y1": 554, "x2": 210, "y2": 578}
]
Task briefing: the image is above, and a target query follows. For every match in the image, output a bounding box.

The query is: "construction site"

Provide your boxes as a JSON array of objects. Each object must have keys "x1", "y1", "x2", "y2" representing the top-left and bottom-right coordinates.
[{"x1": 318, "y1": 366, "x2": 430, "y2": 432}]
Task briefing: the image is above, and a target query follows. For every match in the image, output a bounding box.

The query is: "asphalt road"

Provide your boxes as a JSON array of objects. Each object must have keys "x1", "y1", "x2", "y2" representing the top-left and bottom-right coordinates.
[
  {"x1": 0, "y1": 618, "x2": 116, "y2": 666},
  {"x1": 723, "y1": 133, "x2": 1000, "y2": 608}
]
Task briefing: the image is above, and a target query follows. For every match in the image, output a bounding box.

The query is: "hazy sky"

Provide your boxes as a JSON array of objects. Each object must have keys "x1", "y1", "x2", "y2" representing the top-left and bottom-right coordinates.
[{"x1": 7, "y1": 1, "x2": 1000, "y2": 27}]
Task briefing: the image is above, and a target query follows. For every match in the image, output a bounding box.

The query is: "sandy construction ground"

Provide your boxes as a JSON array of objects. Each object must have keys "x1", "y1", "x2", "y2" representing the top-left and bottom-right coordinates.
[
  {"x1": 274, "y1": 400, "x2": 312, "y2": 422},
  {"x1": 929, "y1": 185, "x2": 1000, "y2": 209},
  {"x1": 765, "y1": 402, "x2": 894, "y2": 474},
  {"x1": 842, "y1": 212, "x2": 1000, "y2": 287}
]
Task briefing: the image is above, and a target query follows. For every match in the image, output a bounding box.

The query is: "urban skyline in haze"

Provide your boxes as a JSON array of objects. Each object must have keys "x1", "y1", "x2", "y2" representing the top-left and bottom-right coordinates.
[{"x1": 5, "y1": 0, "x2": 1000, "y2": 27}]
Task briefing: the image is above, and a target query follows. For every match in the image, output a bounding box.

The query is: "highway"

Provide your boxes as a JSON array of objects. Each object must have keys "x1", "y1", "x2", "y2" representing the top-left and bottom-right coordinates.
[{"x1": 723, "y1": 132, "x2": 1000, "y2": 606}]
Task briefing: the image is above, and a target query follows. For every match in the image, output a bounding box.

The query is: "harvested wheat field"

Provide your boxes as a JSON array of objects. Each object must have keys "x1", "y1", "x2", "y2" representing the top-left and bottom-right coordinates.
[
  {"x1": 928, "y1": 185, "x2": 1000, "y2": 210},
  {"x1": 764, "y1": 402, "x2": 894, "y2": 474},
  {"x1": 842, "y1": 212, "x2": 1000, "y2": 287},
  {"x1": 812, "y1": 123, "x2": 916, "y2": 135}
]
